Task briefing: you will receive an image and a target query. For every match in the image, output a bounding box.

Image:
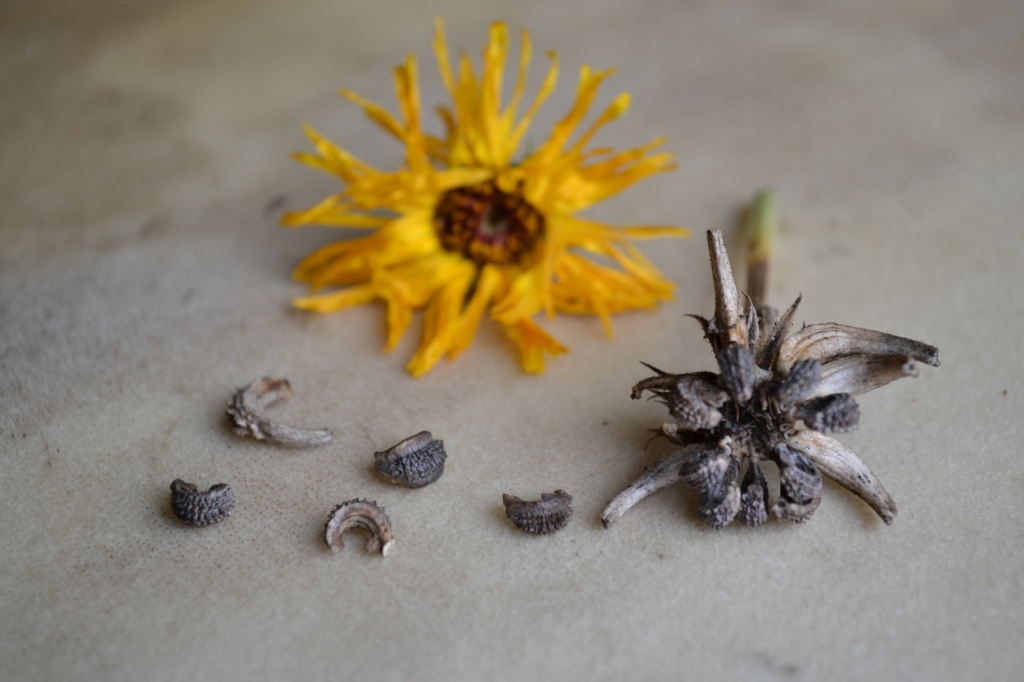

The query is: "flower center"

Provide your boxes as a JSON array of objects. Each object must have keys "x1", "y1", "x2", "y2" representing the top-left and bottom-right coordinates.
[{"x1": 433, "y1": 181, "x2": 543, "y2": 266}]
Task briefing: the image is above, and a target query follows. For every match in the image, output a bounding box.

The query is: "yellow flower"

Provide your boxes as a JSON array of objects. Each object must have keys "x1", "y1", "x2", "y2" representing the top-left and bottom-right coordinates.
[{"x1": 283, "y1": 19, "x2": 688, "y2": 376}]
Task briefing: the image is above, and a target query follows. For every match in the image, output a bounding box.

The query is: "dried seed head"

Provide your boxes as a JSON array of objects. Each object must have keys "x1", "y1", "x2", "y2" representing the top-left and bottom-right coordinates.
[
  {"x1": 170, "y1": 479, "x2": 235, "y2": 527},
  {"x1": 323, "y1": 499, "x2": 395, "y2": 556},
  {"x1": 373, "y1": 431, "x2": 447, "y2": 488},
  {"x1": 717, "y1": 343, "x2": 756, "y2": 404},
  {"x1": 773, "y1": 358, "x2": 823, "y2": 408},
  {"x1": 605, "y1": 227, "x2": 936, "y2": 529},
  {"x1": 739, "y1": 460, "x2": 770, "y2": 527},
  {"x1": 226, "y1": 377, "x2": 333, "y2": 448},
  {"x1": 502, "y1": 490, "x2": 573, "y2": 535},
  {"x1": 772, "y1": 445, "x2": 823, "y2": 523},
  {"x1": 795, "y1": 393, "x2": 860, "y2": 433}
]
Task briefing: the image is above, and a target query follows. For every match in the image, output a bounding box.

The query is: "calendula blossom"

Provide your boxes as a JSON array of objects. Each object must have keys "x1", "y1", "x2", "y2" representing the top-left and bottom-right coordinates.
[{"x1": 282, "y1": 19, "x2": 688, "y2": 376}]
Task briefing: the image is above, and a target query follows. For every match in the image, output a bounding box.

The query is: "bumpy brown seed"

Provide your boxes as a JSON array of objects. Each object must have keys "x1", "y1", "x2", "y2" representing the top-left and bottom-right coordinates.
[
  {"x1": 170, "y1": 479, "x2": 236, "y2": 527},
  {"x1": 226, "y1": 377, "x2": 333, "y2": 447},
  {"x1": 373, "y1": 431, "x2": 446, "y2": 488},
  {"x1": 323, "y1": 499, "x2": 395, "y2": 556},
  {"x1": 502, "y1": 490, "x2": 573, "y2": 535}
]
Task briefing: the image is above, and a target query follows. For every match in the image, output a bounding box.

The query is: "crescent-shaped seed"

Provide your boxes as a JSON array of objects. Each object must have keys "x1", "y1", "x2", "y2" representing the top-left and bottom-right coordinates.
[
  {"x1": 323, "y1": 499, "x2": 395, "y2": 556},
  {"x1": 226, "y1": 377, "x2": 333, "y2": 447},
  {"x1": 502, "y1": 490, "x2": 573, "y2": 535},
  {"x1": 170, "y1": 479, "x2": 235, "y2": 527}
]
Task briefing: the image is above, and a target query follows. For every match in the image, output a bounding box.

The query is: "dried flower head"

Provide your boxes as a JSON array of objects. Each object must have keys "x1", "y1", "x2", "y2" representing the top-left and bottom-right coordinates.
[
  {"x1": 282, "y1": 19, "x2": 687, "y2": 376},
  {"x1": 601, "y1": 229, "x2": 939, "y2": 528}
]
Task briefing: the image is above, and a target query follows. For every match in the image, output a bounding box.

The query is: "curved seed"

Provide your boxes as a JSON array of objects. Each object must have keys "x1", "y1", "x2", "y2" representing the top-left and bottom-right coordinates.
[
  {"x1": 373, "y1": 431, "x2": 446, "y2": 488},
  {"x1": 503, "y1": 490, "x2": 573, "y2": 535},
  {"x1": 698, "y1": 480, "x2": 741, "y2": 528},
  {"x1": 795, "y1": 393, "x2": 860, "y2": 433},
  {"x1": 680, "y1": 442, "x2": 736, "y2": 493},
  {"x1": 226, "y1": 377, "x2": 333, "y2": 447},
  {"x1": 739, "y1": 460, "x2": 770, "y2": 527},
  {"x1": 170, "y1": 479, "x2": 235, "y2": 527},
  {"x1": 323, "y1": 499, "x2": 395, "y2": 556},
  {"x1": 774, "y1": 358, "x2": 823, "y2": 408},
  {"x1": 717, "y1": 343, "x2": 756, "y2": 405},
  {"x1": 772, "y1": 444, "x2": 823, "y2": 523},
  {"x1": 787, "y1": 430, "x2": 897, "y2": 524}
]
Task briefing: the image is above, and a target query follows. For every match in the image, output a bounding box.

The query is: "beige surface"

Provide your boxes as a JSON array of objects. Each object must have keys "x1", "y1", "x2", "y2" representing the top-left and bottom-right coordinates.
[{"x1": 2, "y1": 1, "x2": 1023, "y2": 680}]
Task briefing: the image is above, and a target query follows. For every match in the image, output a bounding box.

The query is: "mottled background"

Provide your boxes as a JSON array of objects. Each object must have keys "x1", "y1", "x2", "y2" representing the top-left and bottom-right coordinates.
[{"x1": 2, "y1": 1, "x2": 1022, "y2": 680}]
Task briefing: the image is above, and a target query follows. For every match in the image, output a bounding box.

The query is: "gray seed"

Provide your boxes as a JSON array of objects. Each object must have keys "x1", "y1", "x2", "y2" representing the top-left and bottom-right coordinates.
[
  {"x1": 795, "y1": 393, "x2": 860, "y2": 433},
  {"x1": 717, "y1": 343, "x2": 756, "y2": 404},
  {"x1": 502, "y1": 490, "x2": 573, "y2": 535},
  {"x1": 170, "y1": 479, "x2": 235, "y2": 527},
  {"x1": 774, "y1": 358, "x2": 823, "y2": 408},
  {"x1": 739, "y1": 460, "x2": 770, "y2": 527},
  {"x1": 373, "y1": 431, "x2": 446, "y2": 488},
  {"x1": 772, "y1": 444, "x2": 823, "y2": 523}
]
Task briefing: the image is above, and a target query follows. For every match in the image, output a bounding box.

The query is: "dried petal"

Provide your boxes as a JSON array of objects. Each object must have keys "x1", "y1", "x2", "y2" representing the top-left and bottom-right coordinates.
[
  {"x1": 323, "y1": 499, "x2": 395, "y2": 556},
  {"x1": 717, "y1": 343, "x2": 756, "y2": 405},
  {"x1": 787, "y1": 430, "x2": 897, "y2": 524},
  {"x1": 373, "y1": 431, "x2": 447, "y2": 488},
  {"x1": 773, "y1": 358, "x2": 822, "y2": 408},
  {"x1": 170, "y1": 479, "x2": 235, "y2": 527},
  {"x1": 739, "y1": 460, "x2": 770, "y2": 526},
  {"x1": 226, "y1": 377, "x2": 333, "y2": 447},
  {"x1": 503, "y1": 490, "x2": 573, "y2": 535},
  {"x1": 601, "y1": 443, "x2": 711, "y2": 527},
  {"x1": 772, "y1": 444, "x2": 823, "y2": 523},
  {"x1": 756, "y1": 295, "x2": 801, "y2": 370},
  {"x1": 795, "y1": 393, "x2": 860, "y2": 433}
]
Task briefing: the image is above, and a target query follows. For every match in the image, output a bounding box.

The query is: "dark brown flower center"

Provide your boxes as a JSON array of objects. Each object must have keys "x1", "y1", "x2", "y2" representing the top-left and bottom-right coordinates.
[{"x1": 433, "y1": 180, "x2": 543, "y2": 266}]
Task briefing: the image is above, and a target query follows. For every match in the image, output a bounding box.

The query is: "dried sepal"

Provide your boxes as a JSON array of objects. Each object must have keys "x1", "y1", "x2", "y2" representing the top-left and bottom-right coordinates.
[
  {"x1": 324, "y1": 499, "x2": 395, "y2": 556},
  {"x1": 787, "y1": 430, "x2": 897, "y2": 524},
  {"x1": 772, "y1": 444, "x2": 823, "y2": 523},
  {"x1": 170, "y1": 479, "x2": 235, "y2": 527},
  {"x1": 226, "y1": 377, "x2": 333, "y2": 447},
  {"x1": 707, "y1": 229, "x2": 749, "y2": 349},
  {"x1": 373, "y1": 431, "x2": 446, "y2": 488},
  {"x1": 794, "y1": 393, "x2": 860, "y2": 433},
  {"x1": 503, "y1": 490, "x2": 573, "y2": 535},
  {"x1": 600, "y1": 444, "x2": 707, "y2": 527},
  {"x1": 756, "y1": 295, "x2": 801, "y2": 370},
  {"x1": 777, "y1": 324, "x2": 940, "y2": 398}
]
